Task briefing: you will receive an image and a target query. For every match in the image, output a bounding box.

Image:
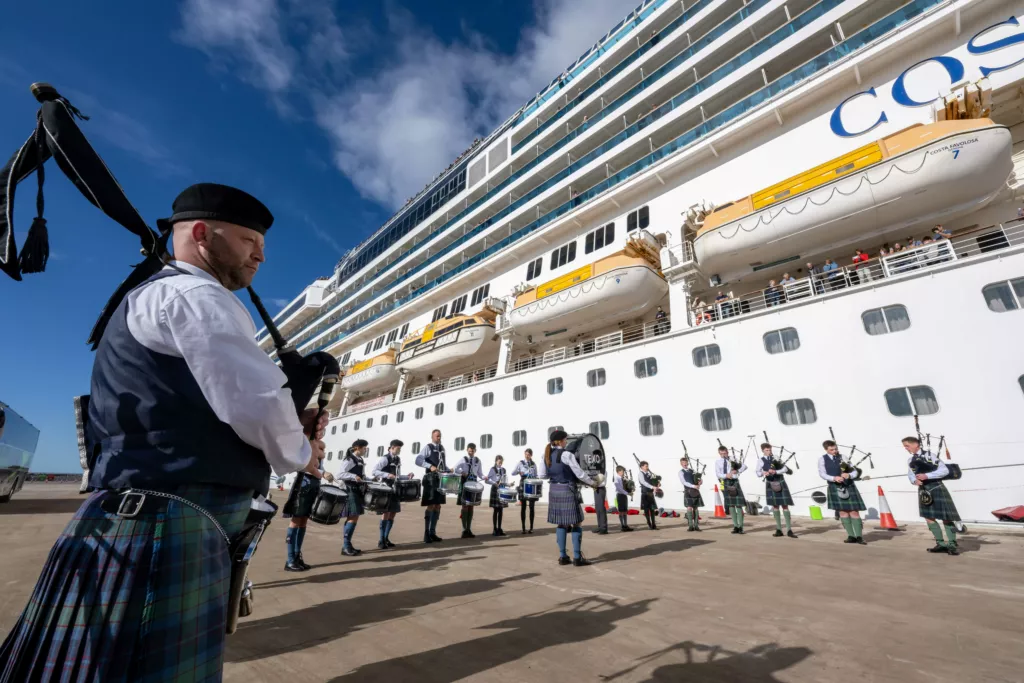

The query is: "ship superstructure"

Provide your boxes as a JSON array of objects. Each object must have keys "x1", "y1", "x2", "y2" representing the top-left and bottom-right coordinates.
[{"x1": 263, "y1": 0, "x2": 1024, "y2": 523}]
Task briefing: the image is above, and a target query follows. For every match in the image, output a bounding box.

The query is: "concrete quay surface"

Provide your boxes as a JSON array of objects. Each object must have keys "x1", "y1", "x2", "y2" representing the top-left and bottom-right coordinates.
[{"x1": 1, "y1": 483, "x2": 1022, "y2": 682}]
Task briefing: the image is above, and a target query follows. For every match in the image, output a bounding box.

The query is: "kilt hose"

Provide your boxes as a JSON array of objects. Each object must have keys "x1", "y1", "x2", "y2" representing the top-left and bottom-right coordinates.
[
  {"x1": 0, "y1": 484, "x2": 252, "y2": 683},
  {"x1": 547, "y1": 483, "x2": 584, "y2": 527},
  {"x1": 826, "y1": 481, "x2": 866, "y2": 511},
  {"x1": 918, "y1": 481, "x2": 960, "y2": 522}
]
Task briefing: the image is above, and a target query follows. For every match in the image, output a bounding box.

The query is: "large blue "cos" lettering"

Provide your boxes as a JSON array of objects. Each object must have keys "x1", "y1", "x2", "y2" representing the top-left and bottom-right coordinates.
[
  {"x1": 829, "y1": 88, "x2": 888, "y2": 138},
  {"x1": 891, "y1": 56, "x2": 966, "y2": 107},
  {"x1": 968, "y1": 16, "x2": 1024, "y2": 77}
]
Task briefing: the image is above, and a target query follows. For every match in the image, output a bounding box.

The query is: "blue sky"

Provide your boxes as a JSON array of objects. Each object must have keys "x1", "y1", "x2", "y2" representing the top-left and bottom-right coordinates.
[{"x1": 0, "y1": 0, "x2": 637, "y2": 472}]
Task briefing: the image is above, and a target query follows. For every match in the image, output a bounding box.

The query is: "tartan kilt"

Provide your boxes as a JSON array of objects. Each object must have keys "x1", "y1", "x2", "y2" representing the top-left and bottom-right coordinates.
[
  {"x1": 547, "y1": 483, "x2": 583, "y2": 527},
  {"x1": 684, "y1": 490, "x2": 705, "y2": 508},
  {"x1": 421, "y1": 471, "x2": 446, "y2": 506},
  {"x1": 345, "y1": 483, "x2": 365, "y2": 516},
  {"x1": 377, "y1": 492, "x2": 401, "y2": 515},
  {"x1": 826, "y1": 481, "x2": 866, "y2": 511},
  {"x1": 640, "y1": 490, "x2": 656, "y2": 512},
  {"x1": 0, "y1": 484, "x2": 251, "y2": 683},
  {"x1": 489, "y1": 484, "x2": 504, "y2": 508},
  {"x1": 918, "y1": 481, "x2": 960, "y2": 521},
  {"x1": 719, "y1": 479, "x2": 747, "y2": 509},
  {"x1": 282, "y1": 473, "x2": 320, "y2": 518},
  {"x1": 764, "y1": 477, "x2": 794, "y2": 507}
]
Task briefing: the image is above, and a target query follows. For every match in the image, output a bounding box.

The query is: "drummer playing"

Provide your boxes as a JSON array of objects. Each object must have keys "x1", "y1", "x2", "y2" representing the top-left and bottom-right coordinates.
[
  {"x1": 455, "y1": 443, "x2": 484, "y2": 539},
  {"x1": 337, "y1": 439, "x2": 369, "y2": 556},
  {"x1": 371, "y1": 439, "x2": 404, "y2": 550},
  {"x1": 281, "y1": 450, "x2": 334, "y2": 572}
]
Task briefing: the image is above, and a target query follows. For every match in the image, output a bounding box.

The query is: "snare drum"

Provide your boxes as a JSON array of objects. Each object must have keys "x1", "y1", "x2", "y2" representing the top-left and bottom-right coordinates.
[
  {"x1": 439, "y1": 472, "x2": 462, "y2": 496},
  {"x1": 522, "y1": 478, "x2": 544, "y2": 501},
  {"x1": 498, "y1": 486, "x2": 518, "y2": 506},
  {"x1": 462, "y1": 480, "x2": 485, "y2": 506},
  {"x1": 363, "y1": 481, "x2": 394, "y2": 513},
  {"x1": 310, "y1": 485, "x2": 348, "y2": 525},
  {"x1": 396, "y1": 478, "x2": 422, "y2": 503}
]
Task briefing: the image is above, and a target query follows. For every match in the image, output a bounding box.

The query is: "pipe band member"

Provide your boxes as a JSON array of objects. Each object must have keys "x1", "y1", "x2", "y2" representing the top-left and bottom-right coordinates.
[
  {"x1": 904, "y1": 436, "x2": 960, "y2": 555},
  {"x1": 372, "y1": 439, "x2": 404, "y2": 550},
  {"x1": 638, "y1": 461, "x2": 659, "y2": 530},
  {"x1": 0, "y1": 184, "x2": 326, "y2": 681},
  {"x1": 819, "y1": 440, "x2": 866, "y2": 545},
  {"x1": 282, "y1": 452, "x2": 334, "y2": 571},
  {"x1": 678, "y1": 457, "x2": 703, "y2": 532},
  {"x1": 757, "y1": 443, "x2": 796, "y2": 539},
  {"x1": 613, "y1": 466, "x2": 634, "y2": 532},
  {"x1": 513, "y1": 448, "x2": 538, "y2": 534},
  {"x1": 486, "y1": 456, "x2": 508, "y2": 537},
  {"x1": 544, "y1": 430, "x2": 595, "y2": 566},
  {"x1": 715, "y1": 445, "x2": 748, "y2": 533},
  {"x1": 455, "y1": 443, "x2": 484, "y2": 538},
  {"x1": 591, "y1": 448, "x2": 609, "y2": 535},
  {"x1": 338, "y1": 439, "x2": 369, "y2": 556},
  {"x1": 415, "y1": 429, "x2": 447, "y2": 543}
]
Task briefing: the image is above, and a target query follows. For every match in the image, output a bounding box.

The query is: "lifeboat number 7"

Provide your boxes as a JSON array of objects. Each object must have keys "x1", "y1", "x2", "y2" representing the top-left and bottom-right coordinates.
[{"x1": 952, "y1": 149, "x2": 960, "y2": 160}]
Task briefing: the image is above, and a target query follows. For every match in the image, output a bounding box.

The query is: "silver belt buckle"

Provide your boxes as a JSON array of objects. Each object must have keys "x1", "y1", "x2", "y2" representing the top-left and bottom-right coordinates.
[{"x1": 117, "y1": 491, "x2": 147, "y2": 518}]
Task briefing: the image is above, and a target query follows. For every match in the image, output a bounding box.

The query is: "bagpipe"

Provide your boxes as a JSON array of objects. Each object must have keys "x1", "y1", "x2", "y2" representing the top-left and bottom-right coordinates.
[
  {"x1": 1, "y1": 83, "x2": 339, "y2": 634},
  {"x1": 762, "y1": 431, "x2": 799, "y2": 473},
  {"x1": 911, "y1": 414, "x2": 962, "y2": 506},
  {"x1": 827, "y1": 426, "x2": 873, "y2": 500},
  {"x1": 680, "y1": 440, "x2": 705, "y2": 486},
  {"x1": 612, "y1": 456, "x2": 636, "y2": 497},
  {"x1": 632, "y1": 453, "x2": 664, "y2": 498}
]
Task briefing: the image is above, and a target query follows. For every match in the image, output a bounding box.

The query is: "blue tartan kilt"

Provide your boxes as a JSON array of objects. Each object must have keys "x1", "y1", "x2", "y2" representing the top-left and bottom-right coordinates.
[
  {"x1": 918, "y1": 481, "x2": 960, "y2": 521},
  {"x1": 282, "y1": 473, "x2": 319, "y2": 518},
  {"x1": 826, "y1": 481, "x2": 866, "y2": 511},
  {"x1": 719, "y1": 479, "x2": 746, "y2": 509},
  {"x1": 547, "y1": 483, "x2": 583, "y2": 527},
  {"x1": 764, "y1": 477, "x2": 794, "y2": 507},
  {"x1": 0, "y1": 484, "x2": 252, "y2": 683},
  {"x1": 421, "y1": 471, "x2": 446, "y2": 506},
  {"x1": 345, "y1": 483, "x2": 365, "y2": 516}
]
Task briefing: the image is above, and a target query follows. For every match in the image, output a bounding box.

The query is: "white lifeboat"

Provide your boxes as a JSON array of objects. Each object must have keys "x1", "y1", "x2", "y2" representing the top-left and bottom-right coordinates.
[
  {"x1": 507, "y1": 231, "x2": 667, "y2": 341},
  {"x1": 693, "y1": 119, "x2": 1012, "y2": 283},
  {"x1": 341, "y1": 346, "x2": 399, "y2": 394},
  {"x1": 396, "y1": 310, "x2": 499, "y2": 378}
]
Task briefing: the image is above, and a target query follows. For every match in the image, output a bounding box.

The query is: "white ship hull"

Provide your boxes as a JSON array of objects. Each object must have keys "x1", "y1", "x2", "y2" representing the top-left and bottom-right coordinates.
[
  {"x1": 397, "y1": 325, "x2": 499, "y2": 378},
  {"x1": 341, "y1": 362, "x2": 399, "y2": 393},
  {"x1": 694, "y1": 126, "x2": 1013, "y2": 283},
  {"x1": 508, "y1": 265, "x2": 667, "y2": 340}
]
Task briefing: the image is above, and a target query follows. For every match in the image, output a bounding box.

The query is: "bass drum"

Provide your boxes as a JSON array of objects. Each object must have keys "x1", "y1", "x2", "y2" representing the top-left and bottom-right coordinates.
[
  {"x1": 564, "y1": 432, "x2": 607, "y2": 487},
  {"x1": 310, "y1": 485, "x2": 348, "y2": 525}
]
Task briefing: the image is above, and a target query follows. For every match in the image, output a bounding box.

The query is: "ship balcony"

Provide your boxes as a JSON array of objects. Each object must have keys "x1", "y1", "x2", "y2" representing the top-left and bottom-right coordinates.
[
  {"x1": 400, "y1": 364, "x2": 499, "y2": 401},
  {"x1": 660, "y1": 240, "x2": 700, "y2": 280}
]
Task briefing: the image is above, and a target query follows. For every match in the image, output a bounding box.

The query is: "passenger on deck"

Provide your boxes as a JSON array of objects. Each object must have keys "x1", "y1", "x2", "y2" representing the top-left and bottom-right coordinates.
[
  {"x1": 851, "y1": 248, "x2": 872, "y2": 284},
  {"x1": 764, "y1": 280, "x2": 783, "y2": 307},
  {"x1": 654, "y1": 306, "x2": 668, "y2": 335},
  {"x1": 822, "y1": 258, "x2": 844, "y2": 291},
  {"x1": 715, "y1": 291, "x2": 734, "y2": 319},
  {"x1": 806, "y1": 262, "x2": 825, "y2": 294},
  {"x1": 932, "y1": 224, "x2": 952, "y2": 240}
]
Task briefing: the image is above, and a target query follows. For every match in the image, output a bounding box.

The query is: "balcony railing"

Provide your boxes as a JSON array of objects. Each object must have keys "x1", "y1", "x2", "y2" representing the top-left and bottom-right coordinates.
[
  {"x1": 400, "y1": 364, "x2": 499, "y2": 401},
  {"x1": 506, "y1": 316, "x2": 671, "y2": 374}
]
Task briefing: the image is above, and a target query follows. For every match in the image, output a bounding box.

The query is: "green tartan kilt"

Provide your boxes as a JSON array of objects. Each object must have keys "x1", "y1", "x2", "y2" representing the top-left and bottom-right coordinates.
[
  {"x1": 344, "y1": 483, "x2": 364, "y2": 516},
  {"x1": 918, "y1": 481, "x2": 960, "y2": 521},
  {"x1": 719, "y1": 479, "x2": 746, "y2": 509},
  {"x1": 683, "y1": 490, "x2": 704, "y2": 508},
  {"x1": 826, "y1": 481, "x2": 866, "y2": 511},
  {"x1": 764, "y1": 477, "x2": 794, "y2": 507}
]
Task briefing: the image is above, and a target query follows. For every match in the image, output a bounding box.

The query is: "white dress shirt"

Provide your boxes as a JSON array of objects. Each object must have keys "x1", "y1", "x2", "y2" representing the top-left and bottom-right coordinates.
[
  {"x1": 818, "y1": 454, "x2": 860, "y2": 482},
  {"x1": 338, "y1": 453, "x2": 365, "y2": 483},
  {"x1": 613, "y1": 474, "x2": 628, "y2": 496},
  {"x1": 638, "y1": 470, "x2": 656, "y2": 490},
  {"x1": 125, "y1": 262, "x2": 310, "y2": 477},
  {"x1": 716, "y1": 457, "x2": 746, "y2": 480},
  {"x1": 486, "y1": 466, "x2": 507, "y2": 486},
  {"x1": 678, "y1": 469, "x2": 699, "y2": 491},
  {"x1": 455, "y1": 456, "x2": 483, "y2": 479},
  {"x1": 372, "y1": 454, "x2": 402, "y2": 480},
  {"x1": 513, "y1": 459, "x2": 538, "y2": 479},
  {"x1": 538, "y1": 451, "x2": 595, "y2": 486},
  {"x1": 906, "y1": 450, "x2": 948, "y2": 485}
]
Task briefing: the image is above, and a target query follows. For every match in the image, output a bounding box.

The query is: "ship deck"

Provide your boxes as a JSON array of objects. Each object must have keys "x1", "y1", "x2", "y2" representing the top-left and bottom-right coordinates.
[{"x1": 2, "y1": 483, "x2": 1022, "y2": 682}]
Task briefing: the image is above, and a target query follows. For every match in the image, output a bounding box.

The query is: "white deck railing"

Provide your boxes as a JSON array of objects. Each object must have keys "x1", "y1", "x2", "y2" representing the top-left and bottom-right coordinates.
[
  {"x1": 506, "y1": 316, "x2": 671, "y2": 374},
  {"x1": 400, "y1": 364, "x2": 499, "y2": 401}
]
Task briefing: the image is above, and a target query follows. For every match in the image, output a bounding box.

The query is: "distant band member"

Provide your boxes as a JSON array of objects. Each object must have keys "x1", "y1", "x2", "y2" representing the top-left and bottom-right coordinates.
[
  {"x1": 544, "y1": 430, "x2": 595, "y2": 566},
  {"x1": 819, "y1": 440, "x2": 866, "y2": 545},
  {"x1": 455, "y1": 443, "x2": 484, "y2": 539},
  {"x1": 679, "y1": 456, "x2": 703, "y2": 532},
  {"x1": 486, "y1": 455, "x2": 509, "y2": 537},
  {"x1": 757, "y1": 443, "x2": 796, "y2": 538},
  {"x1": 613, "y1": 465, "x2": 634, "y2": 531},
  {"x1": 904, "y1": 436, "x2": 960, "y2": 555},
  {"x1": 282, "y1": 455, "x2": 333, "y2": 571},
  {"x1": 371, "y1": 439, "x2": 404, "y2": 550},
  {"x1": 513, "y1": 448, "x2": 538, "y2": 534},
  {"x1": 416, "y1": 429, "x2": 447, "y2": 543},
  {"x1": 592, "y1": 449, "x2": 609, "y2": 535},
  {"x1": 716, "y1": 446, "x2": 747, "y2": 533},
  {"x1": 638, "y1": 461, "x2": 659, "y2": 530},
  {"x1": 337, "y1": 439, "x2": 368, "y2": 556}
]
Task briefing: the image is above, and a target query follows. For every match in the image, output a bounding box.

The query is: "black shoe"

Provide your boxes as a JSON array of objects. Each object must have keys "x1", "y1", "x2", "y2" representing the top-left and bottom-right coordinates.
[
  {"x1": 295, "y1": 554, "x2": 312, "y2": 570},
  {"x1": 573, "y1": 556, "x2": 592, "y2": 567},
  {"x1": 731, "y1": 527, "x2": 739, "y2": 534},
  {"x1": 736, "y1": 528, "x2": 744, "y2": 535},
  {"x1": 341, "y1": 547, "x2": 360, "y2": 556},
  {"x1": 686, "y1": 527, "x2": 693, "y2": 532},
  {"x1": 594, "y1": 529, "x2": 608, "y2": 535},
  {"x1": 854, "y1": 537, "x2": 867, "y2": 545},
  {"x1": 284, "y1": 561, "x2": 306, "y2": 572},
  {"x1": 773, "y1": 530, "x2": 784, "y2": 537},
  {"x1": 558, "y1": 556, "x2": 572, "y2": 566},
  {"x1": 467, "y1": 530, "x2": 476, "y2": 538},
  {"x1": 623, "y1": 526, "x2": 634, "y2": 532},
  {"x1": 947, "y1": 546, "x2": 960, "y2": 556},
  {"x1": 521, "y1": 529, "x2": 528, "y2": 535},
  {"x1": 528, "y1": 528, "x2": 534, "y2": 534},
  {"x1": 430, "y1": 534, "x2": 443, "y2": 543},
  {"x1": 927, "y1": 544, "x2": 949, "y2": 553},
  {"x1": 461, "y1": 530, "x2": 473, "y2": 539},
  {"x1": 384, "y1": 539, "x2": 396, "y2": 548},
  {"x1": 424, "y1": 535, "x2": 434, "y2": 543},
  {"x1": 694, "y1": 526, "x2": 701, "y2": 532},
  {"x1": 378, "y1": 541, "x2": 388, "y2": 550},
  {"x1": 497, "y1": 529, "x2": 506, "y2": 536},
  {"x1": 844, "y1": 536, "x2": 858, "y2": 544},
  {"x1": 787, "y1": 530, "x2": 797, "y2": 538},
  {"x1": 492, "y1": 530, "x2": 499, "y2": 536}
]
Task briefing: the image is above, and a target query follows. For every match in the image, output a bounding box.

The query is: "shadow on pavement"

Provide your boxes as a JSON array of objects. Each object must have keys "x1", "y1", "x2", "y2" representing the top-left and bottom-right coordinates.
[
  {"x1": 594, "y1": 539, "x2": 713, "y2": 564},
  {"x1": 602, "y1": 640, "x2": 813, "y2": 683},
  {"x1": 256, "y1": 556, "x2": 484, "y2": 590}
]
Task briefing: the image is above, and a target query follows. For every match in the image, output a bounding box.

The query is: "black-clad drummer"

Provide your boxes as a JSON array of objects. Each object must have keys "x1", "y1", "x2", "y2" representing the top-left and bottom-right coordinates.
[
  {"x1": 455, "y1": 443, "x2": 484, "y2": 538},
  {"x1": 281, "y1": 454, "x2": 334, "y2": 571},
  {"x1": 337, "y1": 439, "x2": 368, "y2": 556},
  {"x1": 544, "y1": 430, "x2": 595, "y2": 566},
  {"x1": 416, "y1": 429, "x2": 447, "y2": 543},
  {"x1": 486, "y1": 455, "x2": 508, "y2": 537},
  {"x1": 371, "y1": 439, "x2": 404, "y2": 550},
  {"x1": 512, "y1": 448, "x2": 538, "y2": 534}
]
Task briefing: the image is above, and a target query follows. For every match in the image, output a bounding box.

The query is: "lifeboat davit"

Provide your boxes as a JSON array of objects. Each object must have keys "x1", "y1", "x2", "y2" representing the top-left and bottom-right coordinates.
[
  {"x1": 508, "y1": 232, "x2": 667, "y2": 341},
  {"x1": 341, "y1": 347, "x2": 399, "y2": 394},
  {"x1": 396, "y1": 311, "x2": 499, "y2": 378},
  {"x1": 693, "y1": 119, "x2": 1012, "y2": 283}
]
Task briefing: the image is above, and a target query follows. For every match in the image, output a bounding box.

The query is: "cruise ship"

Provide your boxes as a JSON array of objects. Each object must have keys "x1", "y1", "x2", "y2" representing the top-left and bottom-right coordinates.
[{"x1": 262, "y1": 0, "x2": 1024, "y2": 524}]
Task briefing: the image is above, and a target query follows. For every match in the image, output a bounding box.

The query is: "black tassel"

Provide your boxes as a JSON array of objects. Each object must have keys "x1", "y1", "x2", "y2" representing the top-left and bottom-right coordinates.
[{"x1": 18, "y1": 216, "x2": 49, "y2": 273}]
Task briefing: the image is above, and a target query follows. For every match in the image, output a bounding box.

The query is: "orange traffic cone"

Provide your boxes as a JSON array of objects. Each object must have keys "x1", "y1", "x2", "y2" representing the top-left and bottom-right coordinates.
[
  {"x1": 877, "y1": 485, "x2": 899, "y2": 530},
  {"x1": 713, "y1": 485, "x2": 728, "y2": 519}
]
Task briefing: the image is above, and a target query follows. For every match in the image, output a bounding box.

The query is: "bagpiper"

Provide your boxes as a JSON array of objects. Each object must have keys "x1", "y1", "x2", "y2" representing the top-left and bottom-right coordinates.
[
  {"x1": 612, "y1": 465, "x2": 634, "y2": 532},
  {"x1": 818, "y1": 440, "x2": 866, "y2": 545},
  {"x1": 678, "y1": 456, "x2": 703, "y2": 532},
  {"x1": 904, "y1": 436, "x2": 960, "y2": 555},
  {"x1": 757, "y1": 443, "x2": 797, "y2": 538},
  {"x1": 715, "y1": 445, "x2": 747, "y2": 533}
]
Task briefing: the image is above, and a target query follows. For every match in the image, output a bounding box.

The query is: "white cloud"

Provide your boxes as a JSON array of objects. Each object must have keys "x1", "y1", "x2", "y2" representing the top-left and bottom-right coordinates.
[{"x1": 178, "y1": 0, "x2": 637, "y2": 208}]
